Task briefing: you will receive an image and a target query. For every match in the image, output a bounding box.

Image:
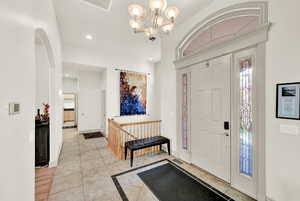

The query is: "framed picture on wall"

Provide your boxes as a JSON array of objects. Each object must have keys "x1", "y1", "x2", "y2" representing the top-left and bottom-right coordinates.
[
  {"x1": 119, "y1": 71, "x2": 147, "y2": 116},
  {"x1": 276, "y1": 82, "x2": 300, "y2": 120}
]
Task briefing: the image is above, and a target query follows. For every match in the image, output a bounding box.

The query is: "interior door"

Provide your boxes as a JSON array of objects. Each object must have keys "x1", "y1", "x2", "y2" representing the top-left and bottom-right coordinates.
[
  {"x1": 78, "y1": 89, "x2": 102, "y2": 132},
  {"x1": 191, "y1": 55, "x2": 231, "y2": 182}
]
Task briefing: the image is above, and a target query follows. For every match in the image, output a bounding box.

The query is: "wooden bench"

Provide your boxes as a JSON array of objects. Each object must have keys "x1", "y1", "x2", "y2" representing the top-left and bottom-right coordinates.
[{"x1": 125, "y1": 136, "x2": 171, "y2": 167}]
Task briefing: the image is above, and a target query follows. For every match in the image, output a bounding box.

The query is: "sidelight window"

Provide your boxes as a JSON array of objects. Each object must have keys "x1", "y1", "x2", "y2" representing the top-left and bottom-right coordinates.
[
  {"x1": 239, "y1": 58, "x2": 253, "y2": 177},
  {"x1": 182, "y1": 73, "x2": 188, "y2": 150}
]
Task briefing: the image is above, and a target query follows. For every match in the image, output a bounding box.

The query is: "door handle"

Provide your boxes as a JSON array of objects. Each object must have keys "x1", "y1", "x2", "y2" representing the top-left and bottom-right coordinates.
[{"x1": 218, "y1": 133, "x2": 230, "y2": 136}]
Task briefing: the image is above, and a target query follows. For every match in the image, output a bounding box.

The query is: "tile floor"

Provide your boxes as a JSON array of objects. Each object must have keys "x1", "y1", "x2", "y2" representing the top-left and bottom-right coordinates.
[{"x1": 49, "y1": 128, "x2": 255, "y2": 201}]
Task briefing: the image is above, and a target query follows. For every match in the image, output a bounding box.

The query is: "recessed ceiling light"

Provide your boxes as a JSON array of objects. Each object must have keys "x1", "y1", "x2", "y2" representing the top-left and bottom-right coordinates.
[
  {"x1": 85, "y1": 34, "x2": 93, "y2": 40},
  {"x1": 65, "y1": 74, "x2": 70, "y2": 77}
]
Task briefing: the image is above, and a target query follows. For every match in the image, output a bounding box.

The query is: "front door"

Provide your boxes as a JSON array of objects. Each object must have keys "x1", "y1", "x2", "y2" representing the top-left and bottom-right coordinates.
[{"x1": 191, "y1": 55, "x2": 231, "y2": 182}]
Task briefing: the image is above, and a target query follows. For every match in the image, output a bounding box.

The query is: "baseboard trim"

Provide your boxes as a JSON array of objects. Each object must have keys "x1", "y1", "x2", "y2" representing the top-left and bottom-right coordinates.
[
  {"x1": 79, "y1": 129, "x2": 101, "y2": 134},
  {"x1": 63, "y1": 125, "x2": 77, "y2": 129},
  {"x1": 49, "y1": 140, "x2": 63, "y2": 168},
  {"x1": 48, "y1": 160, "x2": 57, "y2": 168}
]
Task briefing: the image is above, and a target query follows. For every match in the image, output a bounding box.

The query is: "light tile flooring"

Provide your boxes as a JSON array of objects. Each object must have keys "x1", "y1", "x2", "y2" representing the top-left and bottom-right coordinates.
[{"x1": 49, "y1": 128, "x2": 255, "y2": 201}]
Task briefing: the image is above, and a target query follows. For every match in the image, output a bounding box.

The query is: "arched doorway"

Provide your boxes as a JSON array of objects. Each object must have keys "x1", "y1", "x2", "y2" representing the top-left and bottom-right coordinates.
[
  {"x1": 34, "y1": 29, "x2": 56, "y2": 166},
  {"x1": 174, "y1": 2, "x2": 270, "y2": 201}
]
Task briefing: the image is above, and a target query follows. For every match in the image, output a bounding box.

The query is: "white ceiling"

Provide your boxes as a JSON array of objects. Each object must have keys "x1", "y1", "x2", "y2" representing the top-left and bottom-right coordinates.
[{"x1": 54, "y1": 0, "x2": 212, "y2": 63}]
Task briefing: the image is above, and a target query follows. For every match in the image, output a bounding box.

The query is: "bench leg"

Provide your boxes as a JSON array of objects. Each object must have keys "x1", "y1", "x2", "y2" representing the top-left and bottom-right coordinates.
[
  {"x1": 159, "y1": 144, "x2": 162, "y2": 151},
  {"x1": 125, "y1": 146, "x2": 127, "y2": 160},
  {"x1": 167, "y1": 142, "x2": 171, "y2": 155},
  {"x1": 130, "y1": 150, "x2": 134, "y2": 167}
]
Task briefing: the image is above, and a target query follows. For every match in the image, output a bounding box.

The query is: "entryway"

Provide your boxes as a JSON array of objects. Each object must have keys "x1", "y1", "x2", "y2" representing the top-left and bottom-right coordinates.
[{"x1": 175, "y1": 2, "x2": 270, "y2": 200}]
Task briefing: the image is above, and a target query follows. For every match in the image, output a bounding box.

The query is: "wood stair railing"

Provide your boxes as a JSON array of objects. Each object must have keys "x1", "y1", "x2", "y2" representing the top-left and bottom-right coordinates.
[{"x1": 107, "y1": 119, "x2": 162, "y2": 160}]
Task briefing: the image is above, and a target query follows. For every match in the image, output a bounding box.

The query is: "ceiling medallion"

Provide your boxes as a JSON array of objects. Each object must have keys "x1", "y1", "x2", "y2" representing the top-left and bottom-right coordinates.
[{"x1": 128, "y1": 0, "x2": 180, "y2": 41}]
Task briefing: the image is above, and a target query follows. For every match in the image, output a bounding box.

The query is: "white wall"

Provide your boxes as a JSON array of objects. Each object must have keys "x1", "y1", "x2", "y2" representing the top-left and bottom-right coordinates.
[
  {"x1": 265, "y1": 1, "x2": 300, "y2": 200},
  {"x1": 35, "y1": 43, "x2": 50, "y2": 111},
  {"x1": 155, "y1": 1, "x2": 300, "y2": 201},
  {"x1": 63, "y1": 77, "x2": 78, "y2": 93},
  {"x1": 0, "y1": 0, "x2": 63, "y2": 201}
]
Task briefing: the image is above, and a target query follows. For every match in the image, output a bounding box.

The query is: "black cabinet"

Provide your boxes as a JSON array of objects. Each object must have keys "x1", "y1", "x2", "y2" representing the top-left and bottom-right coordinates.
[{"x1": 35, "y1": 122, "x2": 50, "y2": 166}]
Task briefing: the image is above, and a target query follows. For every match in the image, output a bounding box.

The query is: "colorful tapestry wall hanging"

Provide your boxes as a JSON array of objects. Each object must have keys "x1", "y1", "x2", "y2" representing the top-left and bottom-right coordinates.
[{"x1": 120, "y1": 72, "x2": 147, "y2": 116}]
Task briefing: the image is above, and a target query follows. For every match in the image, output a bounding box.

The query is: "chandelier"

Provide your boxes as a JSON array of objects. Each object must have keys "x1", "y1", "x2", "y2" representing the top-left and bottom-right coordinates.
[{"x1": 128, "y1": 0, "x2": 180, "y2": 41}]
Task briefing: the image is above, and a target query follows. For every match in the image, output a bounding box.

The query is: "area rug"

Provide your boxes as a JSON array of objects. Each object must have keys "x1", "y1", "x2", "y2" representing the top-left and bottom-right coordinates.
[
  {"x1": 83, "y1": 131, "x2": 104, "y2": 139},
  {"x1": 111, "y1": 159, "x2": 234, "y2": 201}
]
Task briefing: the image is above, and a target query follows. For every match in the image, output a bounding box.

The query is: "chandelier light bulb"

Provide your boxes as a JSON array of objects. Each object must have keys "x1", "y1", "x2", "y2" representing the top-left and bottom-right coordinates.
[
  {"x1": 149, "y1": 0, "x2": 167, "y2": 11},
  {"x1": 128, "y1": 4, "x2": 145, "y2": 18},
  {"x1": 165, "y1": 7, "x2": 180, "y2": 20},
  {"x1": 129, "y1": 19, "x2": 140, "y2": 29}
]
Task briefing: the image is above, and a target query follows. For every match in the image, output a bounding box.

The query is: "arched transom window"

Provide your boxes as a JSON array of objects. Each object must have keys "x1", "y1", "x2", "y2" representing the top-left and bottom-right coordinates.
[{"x1": 177, "y1": 2, "x2": 268, "y2": 59}]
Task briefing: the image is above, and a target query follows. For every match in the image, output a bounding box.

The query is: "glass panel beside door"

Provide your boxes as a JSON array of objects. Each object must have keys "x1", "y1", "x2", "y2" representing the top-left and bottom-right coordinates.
[
  {"x1": 232, "y1": 48, "x2": 257, "y2": 198},
  {"x1": 239, "y1": 58, "x2": 254, "y2": 177}
]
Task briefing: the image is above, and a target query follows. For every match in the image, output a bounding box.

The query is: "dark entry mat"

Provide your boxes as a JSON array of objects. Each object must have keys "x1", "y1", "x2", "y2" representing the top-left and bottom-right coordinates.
[
  {"x1": 111, "y1": 159, "x2": 234, "y2": 201},
  {"x1": 83, "y1": 132, "x2": 104, "y2": 139},
  {"x1": 138, "y1": 163, "x2": 232, "y2": 201}
]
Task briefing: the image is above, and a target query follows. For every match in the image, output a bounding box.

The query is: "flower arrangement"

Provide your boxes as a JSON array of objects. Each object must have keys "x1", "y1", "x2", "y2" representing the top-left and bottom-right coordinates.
[{"x1": 41, "y1": 103, "x2": 50, "y2": 122}]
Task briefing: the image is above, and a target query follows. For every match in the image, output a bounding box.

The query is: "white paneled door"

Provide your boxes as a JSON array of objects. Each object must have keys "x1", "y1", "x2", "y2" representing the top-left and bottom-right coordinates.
[
  {"x1": 191, "y1": 55, "x2": 231, "y2": 182},
  {"x1": 78, "y1": 89, "x2": 102, "y2": 132}
]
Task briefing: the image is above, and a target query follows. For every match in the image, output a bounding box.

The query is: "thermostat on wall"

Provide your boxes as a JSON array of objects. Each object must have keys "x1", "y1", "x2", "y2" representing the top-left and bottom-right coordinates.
[{"x1": 9, "y1": 103, "x2": 20, "y2": 115}]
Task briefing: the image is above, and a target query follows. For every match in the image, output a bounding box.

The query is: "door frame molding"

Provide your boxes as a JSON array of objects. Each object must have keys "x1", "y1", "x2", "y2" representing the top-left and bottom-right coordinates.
[{"x1": 174, "y1": 2, "x2": 270, "y2": 201}]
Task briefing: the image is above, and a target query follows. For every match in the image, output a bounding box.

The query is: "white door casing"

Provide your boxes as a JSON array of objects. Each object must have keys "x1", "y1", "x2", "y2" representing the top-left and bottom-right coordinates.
[{"x1": 190, "y1": 55, "x2": 231, "y2": 183}]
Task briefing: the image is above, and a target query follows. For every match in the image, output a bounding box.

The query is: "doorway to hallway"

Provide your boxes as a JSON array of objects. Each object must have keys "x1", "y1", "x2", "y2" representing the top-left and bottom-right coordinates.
[{"x1": 63, "y1": 93, "x2": 77, "y2": 129}]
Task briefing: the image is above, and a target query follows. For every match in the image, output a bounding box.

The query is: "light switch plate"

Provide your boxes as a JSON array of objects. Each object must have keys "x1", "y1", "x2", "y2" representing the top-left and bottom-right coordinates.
[
  {"x1": 280, "y1": 124, "x2": 299, "y2": 135},
  {"x1": 9, "y1": 102, "x2": 20, "y2": 115}
]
